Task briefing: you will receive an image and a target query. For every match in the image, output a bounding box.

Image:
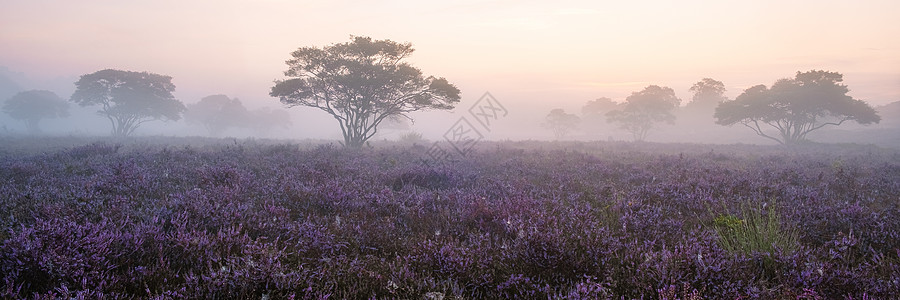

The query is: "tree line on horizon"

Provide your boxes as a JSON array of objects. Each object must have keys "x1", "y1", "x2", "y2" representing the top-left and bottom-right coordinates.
[
  {"x1": 545, "y1": 71, "x2": 886, "y2": 145},
  {"x1": 2, "y1": 36, "x2": 895, "y2": 146},
  {"x1": 1, "y1": 70, "x2": 290, "y2": 137}
]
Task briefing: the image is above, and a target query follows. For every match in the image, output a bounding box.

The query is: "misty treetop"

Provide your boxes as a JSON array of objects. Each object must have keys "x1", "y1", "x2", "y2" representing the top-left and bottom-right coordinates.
[
  {"x1": 70, "y1": 69, "x2": 185, "y2": 137},
  {"x1": 2, "y1": 90, "x2": 69, "y2": 134},
  {"x1": 715, "y1": 70, "x2": 881, "y2": 145},
  {"x1": 581, "y1": 97, "x2": 621, "y2": 118},
  {"x1": 579, "y1": 97, "x2": 621, "y2": 138},
  {"x1": 270, "y1": 36, "x2": 460, "y2": 147},
  {"x1": 185, "y1": 94, "x2": 248, "y2": 136},
  {"x1": 686, "y1": 78, "x2": 728, "y2": 112}
]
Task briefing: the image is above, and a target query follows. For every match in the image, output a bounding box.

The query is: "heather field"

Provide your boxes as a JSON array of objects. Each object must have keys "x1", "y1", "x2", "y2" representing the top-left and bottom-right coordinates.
[{"x1": 1, "y1": 137, "x2": 898, "y2": 299}]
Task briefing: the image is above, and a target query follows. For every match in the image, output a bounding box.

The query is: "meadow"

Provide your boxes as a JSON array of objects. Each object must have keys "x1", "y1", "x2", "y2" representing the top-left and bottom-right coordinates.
[{"x1": 0, "y1": 137, "x2": 898, "y2": 299}]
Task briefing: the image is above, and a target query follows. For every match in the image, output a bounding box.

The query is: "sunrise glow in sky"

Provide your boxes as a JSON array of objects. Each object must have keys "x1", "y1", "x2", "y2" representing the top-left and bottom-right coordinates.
[{"x1": 2, "y1": 0, "x2": 899, "y2": 112}]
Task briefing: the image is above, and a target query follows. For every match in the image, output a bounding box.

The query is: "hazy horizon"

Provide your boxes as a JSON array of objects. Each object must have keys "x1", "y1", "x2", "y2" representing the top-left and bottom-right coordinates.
[{"x1": 2, "y1": 0, "x2": 899, "y2": 142}]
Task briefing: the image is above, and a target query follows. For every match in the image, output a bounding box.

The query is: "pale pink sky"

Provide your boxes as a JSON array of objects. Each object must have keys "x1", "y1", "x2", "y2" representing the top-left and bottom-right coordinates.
[{"x1": 2, "y1": 0, "x2": 899, "y2": 110}]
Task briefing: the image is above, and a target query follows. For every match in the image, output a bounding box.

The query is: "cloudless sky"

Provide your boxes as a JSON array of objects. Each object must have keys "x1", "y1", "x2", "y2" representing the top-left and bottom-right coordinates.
[{"x1": 2, "y1": 0, "x2": 899, "y2": 114}]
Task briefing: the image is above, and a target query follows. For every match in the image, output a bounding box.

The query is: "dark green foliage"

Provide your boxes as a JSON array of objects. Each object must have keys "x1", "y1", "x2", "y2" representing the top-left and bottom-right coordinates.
[{"x1": 712, "y1": 201, "x2": 799, "y2": 256}]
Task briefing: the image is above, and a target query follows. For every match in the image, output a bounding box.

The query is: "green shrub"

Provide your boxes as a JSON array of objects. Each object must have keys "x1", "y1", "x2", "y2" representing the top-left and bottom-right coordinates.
[{"x1": 713, "y1": 200, "x2": 798, "y2": 256}]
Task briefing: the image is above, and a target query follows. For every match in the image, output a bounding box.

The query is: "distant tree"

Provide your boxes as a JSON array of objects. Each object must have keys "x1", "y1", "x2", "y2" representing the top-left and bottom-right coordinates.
[
  {"x1": 380, "y1": 115, "x2": 412, "y2": 131},
  {"x1": 71, "y1": 69, "x2": 185, "y2": 136},
  {"x1": 685, "y1": 78, "x2": 728, "y2": 112},
  {"x1": 2, "y1": 90, "x2": 69, "y2": 134},
  {"x1": 542, "y1": 108, "x2": 580, "y2": 139},
  {"x1": 248, "y1": 107, "x2": 292, "y2": 135},
  {"x1": 581, "y1": 97, "x2": 621, "y2": 137},
  {"x1": 270, "y1": 36, "x2": 460, "y2": 147},
  {"x1": 185, "y1": 94, "x2": 250, "y2": 136},
  {"x1": 606, "y1": 85, "x2": 681, "y2": 141},
  {"x1": 582, "y1": 97, "x2": 621, "y2": 119},
  {"x1": 398, "y1": 131, "x2": 427, "y2": 144},
  {"x1": 876, "y1": 101, "x2": 900, "y2": 127},
  {"x1": 715, "y1": 70, "x2": 880, "y2": 145},
  {"x1": 0, "y1": 71, "x2": 24, "y2": 101}
]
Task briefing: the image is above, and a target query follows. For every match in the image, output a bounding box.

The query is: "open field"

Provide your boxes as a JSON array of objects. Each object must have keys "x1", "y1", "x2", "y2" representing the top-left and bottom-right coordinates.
[{"x1": 1, "y1": 137, "x2": 898, "y2": 299}]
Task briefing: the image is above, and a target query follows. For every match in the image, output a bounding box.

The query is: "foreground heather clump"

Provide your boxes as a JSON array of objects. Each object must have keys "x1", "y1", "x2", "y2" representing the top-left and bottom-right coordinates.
[{"x1": 1, "y1": 138, "x2": 898, "y2": 299}]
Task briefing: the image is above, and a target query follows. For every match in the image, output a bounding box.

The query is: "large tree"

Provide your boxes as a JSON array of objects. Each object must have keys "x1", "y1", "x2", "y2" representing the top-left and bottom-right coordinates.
[
  {"x1": 606, "y1": 85, "x2": 681, "y2": 141},
  {"x1": 270, "y1": 36, "x2": 460, "y2": 147},
  {"x1": 542, "y1": 108, "x2": 580, "y2": 140},
  {"x1": 2, "y1": 90, "x2": 69, "y2": 134},
  {"x1": 71, "y1": 69, "x2": 185, "y2": 136},
  {"x1": 714, "y1": 70, "x2": 880, "y2": 145}
]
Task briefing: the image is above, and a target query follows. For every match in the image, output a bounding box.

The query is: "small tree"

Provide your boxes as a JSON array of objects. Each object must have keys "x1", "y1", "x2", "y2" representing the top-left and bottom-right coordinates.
[
  {"x1": 185, "y1": 94, "x2": 250, "y2": 136},
  {"x1": 542, "y1": 108, "x2": 580, "y2": 140},
  {"x1": 715, "y1": 70, "x2": 880, "y2": 145},
  {"x1": 606, "y1": 85, "x2": 681, "y2": 141},
  {"x1": 270, "y1": 36, "x2": 460, "y2": 147},
  {"x1": 2, "y1": 90, "x2": 69, "y2": 134},
  {"x1": 71, "y1": 69, "x2": 185, "y2": 136}
]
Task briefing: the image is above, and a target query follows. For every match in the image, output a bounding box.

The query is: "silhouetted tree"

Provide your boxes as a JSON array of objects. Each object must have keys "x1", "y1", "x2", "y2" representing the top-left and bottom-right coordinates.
[
  {"x1": 543, "y1": 108, "x2": 580, "y2": 139},
  {"x1": 2, "y1": 90, "x2": 69, "y2": 134},
  {"x1": 270, "y1": 36, "x2": 460, "y2": 147},
  {"x1": 71, "y1": 69, "x2": 185, "y2": 136},
  {"x1": 185, "y1": 94, "x2": 250, "y2": 136},
  {"x1": 606, "y1": 85, "x2": 681, "y2": 141},
  {"x1": 715, "y1": 70, "x2": 880, "y2": 145},
  {"x1": 685, "y1": 78, "x2": 728, "y2": 113}
]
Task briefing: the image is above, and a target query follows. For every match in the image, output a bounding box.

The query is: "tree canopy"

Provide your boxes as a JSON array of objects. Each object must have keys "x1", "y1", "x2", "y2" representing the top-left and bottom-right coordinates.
[
  {"x1": 71, "y1": 69, "x2": 185, "y2": 136},
  {"x1": 582, "y1": 97, "x2": 620, "y2": 118},
  {"x1": 685, "y1": 78, "x2": 727, "y2": 112},
  {"x1": 248, "y1": 107, "x2": 292, "y2": 136},
  {"x1": 185, "y1": 94, "x2": 250, "y2": 136},
  {"x1": 270, "y1": 36, "x2": 460, "y2": 147},
  {"x1": 606, "y1": 85, "x2": 680, "y2": 141},
  {"x1": 2, "y1": 89, "x2": 69, "y2": 134},
  {"x1": 580, "y1": 97, "x2": 621, "y2": 138},
  {"x1": 714, "y1": 70, "x2": 880, "y2": 144},
  {"x1": 186, "y1": 95, "x2": 292, "y2": 137},
  {"x1": 542, "y1": 108, "x2": 580, "y2": 140}
]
